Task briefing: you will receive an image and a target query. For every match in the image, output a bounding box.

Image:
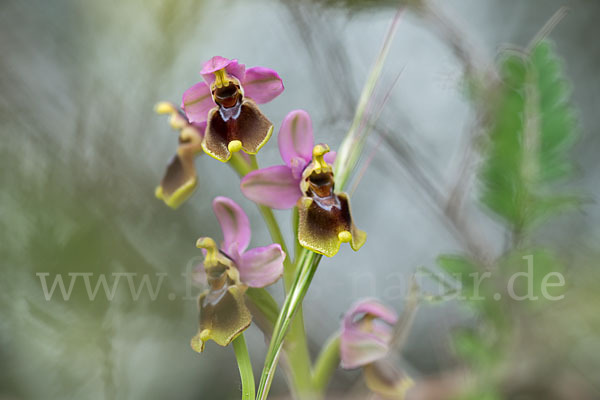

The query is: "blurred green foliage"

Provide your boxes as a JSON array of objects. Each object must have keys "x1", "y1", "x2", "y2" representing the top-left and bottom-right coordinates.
[
  {"x1": 480, "y1": 41, "x2": 580, "y2": 240},
  {"x1": 436, "y1": 40, "x2": 597, "y2": 400}
]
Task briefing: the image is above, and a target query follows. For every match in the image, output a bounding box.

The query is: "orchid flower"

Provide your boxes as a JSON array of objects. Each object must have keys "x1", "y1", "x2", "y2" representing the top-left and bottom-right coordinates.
[
  {"x1": 340, "y1": 299, "x2": 413, "y2": 399},
  {"x1": 182, "y1": 56, "x2": 284, "y2": 162},
  {"x1": 154, "y1": 102, "x2": 206, "y2": 209},
  {"x1": 190, "y1": 196, "x2": 286, "y2": 353},
  {"x1": 240, "y1": 110, "x2": 366, "y2": 257}
]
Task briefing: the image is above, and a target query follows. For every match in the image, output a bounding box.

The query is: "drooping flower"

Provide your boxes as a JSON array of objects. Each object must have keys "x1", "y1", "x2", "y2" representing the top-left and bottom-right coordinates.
[
  {"x1": 154, "y1": 102, "x2": 206, "y2": 209},
  {"x1": 182, "y1": 56, "x2": 284, "y2": 162},
  {"x1": 340, "y1": 299, "x2": 414, "y2": 399},
  {"x1": 190, "y1": 196, "x2": 286, "y2": 353},
  {"x1": 240, "y1": 110, "x2": 366, "y2": 257},
  {"x1": 341, "y1": 299, "x2": 398, "y2": 369}
]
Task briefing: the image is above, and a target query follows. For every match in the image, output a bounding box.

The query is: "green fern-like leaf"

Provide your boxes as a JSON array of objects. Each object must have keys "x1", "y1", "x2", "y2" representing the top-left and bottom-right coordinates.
[{"x1": 479, "y1": 40, "x2": 579, "y2": 235}]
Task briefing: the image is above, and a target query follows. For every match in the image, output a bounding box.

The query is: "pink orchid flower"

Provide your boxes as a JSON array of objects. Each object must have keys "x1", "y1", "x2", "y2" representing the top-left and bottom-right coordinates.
[
  {"x1": 182, "y1": 56, "x2": 284, "y2": 123},
  {"x1": 182, "y1": 56, "x2": 284, "y2": 162},
  {"x1": 190, "y1": 196, "x2": 286, "y2": 353},
  {"x1": 340, "y1": 299, "x2": 414, "y2": 398},
  {"x1": 340, "y1": 299, "x2": 399, "y2": 369},
  {"x1": 240, "y1": 109, "x2": 336, "y2": 209}
]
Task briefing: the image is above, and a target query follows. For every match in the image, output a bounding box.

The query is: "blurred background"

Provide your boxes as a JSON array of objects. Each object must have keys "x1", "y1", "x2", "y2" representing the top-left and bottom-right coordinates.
[{"x1": 1, "y1": 0, "x2": 599, "y2": 399}]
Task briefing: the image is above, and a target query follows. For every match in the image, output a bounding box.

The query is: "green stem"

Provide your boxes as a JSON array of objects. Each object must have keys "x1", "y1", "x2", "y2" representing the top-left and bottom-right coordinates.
[
  {"x1": 311, "y1": 334, "x2": 341, "y2": 395},
  {"x1": 285, "y1": 308, "x2": 313, "y2": 398},
  {"x1": 232, "y1": 334, "x2": 255, "y2": 400},
  {"x1": 256, "y1": 250, "x2": 322, "y2": 400},
  {"x1": 258, "y1": 205, "x2": 295, "y2": 291},
  {"x1": 229, "y1": 153, "x2": 313, "y2": 398},
  {"x1": 246, "y1": 287, "x2": 279, "y2": 327},
  {"x1": 229, "y1": 153, "x2": 253, "y2": 176}
]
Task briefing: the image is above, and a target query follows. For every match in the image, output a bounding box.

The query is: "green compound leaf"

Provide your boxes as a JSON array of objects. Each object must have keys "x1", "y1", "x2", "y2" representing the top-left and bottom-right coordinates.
[{"x1": 479, "y1": 40, "x2": 580, "y2": 235}]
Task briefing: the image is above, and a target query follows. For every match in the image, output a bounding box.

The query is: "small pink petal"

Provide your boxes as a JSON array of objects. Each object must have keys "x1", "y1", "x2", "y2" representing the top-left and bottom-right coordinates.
[
  {"x1": 238, "y1": 244, "x2": 285, "y2": 287},
  {"x1": 181, "y1": 82, "x2": 214, "y2": 123},
  {"x1": 344, "y1": 300, "x2": 398, "y2": 328},
  {"x1": 200, "y1": 56, "x2": 233, "y2": 75},
  {"x1": 324, "y1": 150, "x2": 336, "y2": 165},
  {"x1": 212, "y1": 196, "x2": 251, "y2": 254},
  {"x1": 242, "y1": 66, "x2": 284, "y2": 104},
  {"x1": 289, "y1": 157, "x2": 309, "y2": 180},
  {"x1": 340, "y1": 299, "x2": 398, "y2": 369},
  {"x1": 240, "y1": 165, "x2": 302, "y2": 209},
  {"x1": 278, "y1": 110, "x2": 314, "y2": 167},
  {"x1": 200, "y1": 57, "x2": 246, "y2": 86},
  {"x1": 341, "y1": 333, "x2": 390, "y2": 370}
]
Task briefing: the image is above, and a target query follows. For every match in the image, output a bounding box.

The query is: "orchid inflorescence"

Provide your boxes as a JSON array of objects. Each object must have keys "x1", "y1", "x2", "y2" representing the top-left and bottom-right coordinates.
[{"x1": 154, "y1": 56, "x2": 408, "y2": 399}]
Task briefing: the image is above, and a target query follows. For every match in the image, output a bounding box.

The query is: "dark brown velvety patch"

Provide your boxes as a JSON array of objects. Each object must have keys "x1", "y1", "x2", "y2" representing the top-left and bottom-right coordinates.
[
  {"x1": 203, "y1": 107, "x2": 231, "y2": 160},
  {"x1": 235, "y1": 99, "x2": 273, "y2": 153},
  {"x1": 198, "y1": 284, "x2": 252, "y2": 347},
  {"x1": 203, "y1": 99, "x2": 273, "y2": 160},
  {"x1": 161, "y1": 152, "x2": 194, "y2": 196}
]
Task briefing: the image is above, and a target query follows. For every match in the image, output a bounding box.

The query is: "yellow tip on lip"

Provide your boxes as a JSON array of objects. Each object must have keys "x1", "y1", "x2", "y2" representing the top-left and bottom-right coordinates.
[
  {"x1": 155, "y1": 101, "x2": 176, "y2": 115},
  {"x1": 228, "y1": 140, "x2": 243, "y2": 153},
  {"x1": 199, "y1": 329, "x2": 211, "y2": 341},
  {"x1": 190, "y1": 334, "x2": 205, "y2": 353},
  {"x1": 338, "y1": 231, "x2": 352, "y2": 243}
]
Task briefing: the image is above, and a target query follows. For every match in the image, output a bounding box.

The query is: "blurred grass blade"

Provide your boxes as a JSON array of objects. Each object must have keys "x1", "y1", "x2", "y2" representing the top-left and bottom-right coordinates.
[{"x1": 334, "y1": 7, "x2": 403, "y2": 191}]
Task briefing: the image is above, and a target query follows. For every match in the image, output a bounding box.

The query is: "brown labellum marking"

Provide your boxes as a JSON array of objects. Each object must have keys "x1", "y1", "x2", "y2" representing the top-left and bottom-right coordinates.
[{"x1": 203, "y1": 99, "x2": 273, "y2": 162}]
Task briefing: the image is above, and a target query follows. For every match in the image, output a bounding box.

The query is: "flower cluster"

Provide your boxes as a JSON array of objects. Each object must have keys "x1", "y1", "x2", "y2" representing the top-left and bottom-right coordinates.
[{"x1": 155, "y1": 55, "x2": 375, "y2": 398}]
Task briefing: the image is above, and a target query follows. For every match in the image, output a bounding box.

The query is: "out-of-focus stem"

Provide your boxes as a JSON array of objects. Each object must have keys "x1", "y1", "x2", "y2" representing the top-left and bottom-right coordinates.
[{"x1": 311, "y1": 333, "x2": 341, "y2": 395}]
